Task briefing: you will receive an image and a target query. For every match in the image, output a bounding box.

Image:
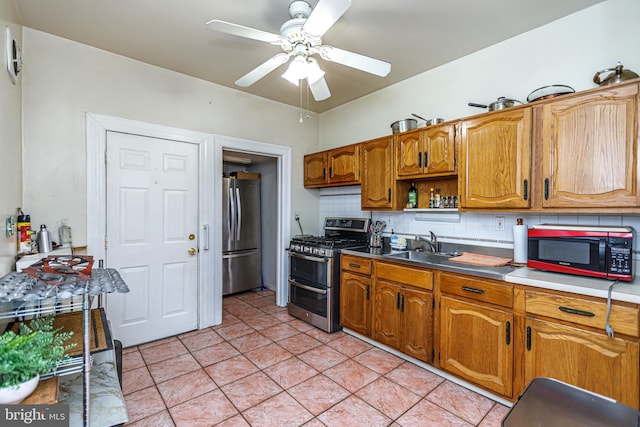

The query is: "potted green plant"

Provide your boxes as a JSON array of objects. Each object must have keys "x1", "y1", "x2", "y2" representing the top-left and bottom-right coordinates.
[{"x1": 0, "y1": 315, "x2": 76, "y2": 404}]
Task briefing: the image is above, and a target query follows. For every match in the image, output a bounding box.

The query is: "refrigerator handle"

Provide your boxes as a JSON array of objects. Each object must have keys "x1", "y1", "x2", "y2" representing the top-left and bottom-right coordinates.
[
  {"x1": 228, "y1": 187, "x2": 236, "y2": 241},
  {"x1": 236, "y1": 187, "x2": 242, "y2": 241},
  {"x1": 202, "y1": 224, "x2": 209, "y2": 250}
]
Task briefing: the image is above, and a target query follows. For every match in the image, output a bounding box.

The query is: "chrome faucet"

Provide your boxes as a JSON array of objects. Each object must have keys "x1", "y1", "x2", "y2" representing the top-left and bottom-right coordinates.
[{"x1": 416, "y1": 231, "x2": 438, "y2": 253}]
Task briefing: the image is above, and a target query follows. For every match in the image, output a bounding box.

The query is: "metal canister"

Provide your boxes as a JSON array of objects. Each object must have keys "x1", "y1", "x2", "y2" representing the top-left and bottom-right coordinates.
[
  {"x1": 16, "y1": 214, "x2": 31, "y2": 254},
  {"x1": 37, "y1": 224, "x2": 52, "y2": 253}
]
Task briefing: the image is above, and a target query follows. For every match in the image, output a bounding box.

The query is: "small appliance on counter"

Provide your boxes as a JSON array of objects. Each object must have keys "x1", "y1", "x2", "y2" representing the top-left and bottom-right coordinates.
[{"x1": 527, "y1": 224, "x2": 634, "y2": 281}]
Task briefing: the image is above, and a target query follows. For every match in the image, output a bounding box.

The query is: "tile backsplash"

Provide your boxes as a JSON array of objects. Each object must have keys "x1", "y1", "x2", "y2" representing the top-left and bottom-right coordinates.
[{"x1": 317, "y1": 186, "x2": 640, "y2": 256}]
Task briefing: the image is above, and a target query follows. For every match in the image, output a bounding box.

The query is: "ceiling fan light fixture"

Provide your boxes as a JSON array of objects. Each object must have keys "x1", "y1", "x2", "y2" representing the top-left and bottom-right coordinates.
[
  {"x1": 305, "y1": 57, "x2": 325, "y2": 84},
  {"x1": 282, "y1": 55, "x2": 308, "y2": 85}
]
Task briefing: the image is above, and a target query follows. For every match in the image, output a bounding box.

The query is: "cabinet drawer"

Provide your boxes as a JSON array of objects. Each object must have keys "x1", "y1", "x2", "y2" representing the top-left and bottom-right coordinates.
[
  {"x1": 525, "y1": 290, "x2": 640, "y2": 337},
  {"x1": 439, "y1": 273, "x2": 513, "y2": 308},
  {"x1": 341, "y1": 255, "x2": 372, "y2": 275},
  {"x1": 376, "y1": 261, "x2": 433, "y2": 290}
]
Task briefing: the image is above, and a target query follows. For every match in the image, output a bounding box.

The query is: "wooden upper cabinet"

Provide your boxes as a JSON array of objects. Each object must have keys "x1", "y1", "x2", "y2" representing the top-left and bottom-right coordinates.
[
  {"x1": 361, "y1": 136, "x2": 396, "y2": 209},
  {"x1": 459, "y1": 107, "x2": 532, "y2": 209},
  {"x1": 395, "y1": 130, "x2": 423, "y2": 177},
  {"x1": 303, "y1": 144, "x2": 360, "y2": 188},
  {"x1": 539, "y1": 83, "x2": 639, "y2": 208},
  {"x1": 395, "y1": 124, "x2": 457, "y2": 179},
  {"x1": 303, "y1": 152, "x2": 328, "y2": 187},
  {"x1": 328, "y1": 144, "x2": 360, "y2": 185}
]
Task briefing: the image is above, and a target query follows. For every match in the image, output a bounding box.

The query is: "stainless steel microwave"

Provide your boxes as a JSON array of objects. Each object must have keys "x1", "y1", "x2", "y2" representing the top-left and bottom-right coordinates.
[{"x1": 527, "y1": 224, "x2": 634, "y2": 281}]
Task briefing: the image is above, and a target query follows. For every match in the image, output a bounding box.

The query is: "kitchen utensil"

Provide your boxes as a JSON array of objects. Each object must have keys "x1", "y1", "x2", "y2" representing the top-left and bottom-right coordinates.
[
  {"x1": 426, "y1": 118, "x2": 445, "y2": 126},
  {"x1": 411, "y1": 113, "x2": 428, "y2": 122},
  {"x1": 526, "y1": 84, "x2": 575, "y2": 102},
  {"x1": 391, "y1": 118, "x2": 417, "y2": 134},
  {"x1": 468, "y1": 97, "x2": 523, "y2": 111},
  {"x1": 593, "y1": 62, "x2": 639, "y2": 86}
]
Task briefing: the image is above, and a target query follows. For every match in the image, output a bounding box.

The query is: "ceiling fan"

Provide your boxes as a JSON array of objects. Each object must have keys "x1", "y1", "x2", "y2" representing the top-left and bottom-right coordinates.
[{"x1": 206, "y1": 0, "x2": 391, "y2": 101}]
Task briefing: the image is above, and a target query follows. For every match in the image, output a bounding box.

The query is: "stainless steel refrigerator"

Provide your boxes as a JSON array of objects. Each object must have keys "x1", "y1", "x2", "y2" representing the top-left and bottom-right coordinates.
[{"x1": 222, "y1": 176, "x2": 262, "y2": 295}]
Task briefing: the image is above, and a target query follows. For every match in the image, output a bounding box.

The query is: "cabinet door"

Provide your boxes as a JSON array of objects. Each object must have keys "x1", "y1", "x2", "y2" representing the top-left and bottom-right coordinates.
[
  {"x1": 395, "y1": 131, "x2": 423, "y2": 178},
  {"x1": 440, "y1": 297, "x2": 513, "y2": 396},
  {"x1": 328, "y1": 144, "x2": 360, "y2": 185},
  {"x1": 361, "y1": 137, "x2": 395, "y2": 209},
  {"x1": 540, "y1": 84, "x2": 639, "y2": 208},
  {"x1": 373, "y1": 280, "x2": 402, "y2": 349},
  {"x1": 525, "y1": 318, "x2": 639, "y2": 409},
  {"x1": 424, "y1": 123, "x2": 456, "y2": 175},
  {"x1": 303, "y1": 152, "x2": 327, "y2": 188},
  {"x1": 459, "y1": 108, "x2": 532, "y2": 209},
  {"x1": 340, "y1": 271, "x2": 372, "y2": 336},
  {"x1": 401, "y1": 286, "x2": 433, "y2": 363}
]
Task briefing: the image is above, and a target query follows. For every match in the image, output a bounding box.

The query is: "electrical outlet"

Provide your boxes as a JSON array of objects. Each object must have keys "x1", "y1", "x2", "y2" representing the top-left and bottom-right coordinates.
[
  {"x1": 386, "y1": 215, "x2": 392, "y2": 226},
  {"x1": 295, "y1": 212, "x2": 300, "y2": 221},
  {"x1": 495, "y1": 216, "x2": 505, "y2": 231}
]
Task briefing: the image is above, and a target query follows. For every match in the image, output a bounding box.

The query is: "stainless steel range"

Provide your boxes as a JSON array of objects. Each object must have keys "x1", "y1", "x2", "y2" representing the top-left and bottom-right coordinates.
[{"x1": 288, "y1": 217, "x2": 369, "y2": 333}]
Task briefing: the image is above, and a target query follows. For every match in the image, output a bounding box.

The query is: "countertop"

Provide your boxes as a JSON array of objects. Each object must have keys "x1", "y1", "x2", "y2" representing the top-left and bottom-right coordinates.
[{"x1": 341, "y1": 247, "x2": 640, "y2": 304}]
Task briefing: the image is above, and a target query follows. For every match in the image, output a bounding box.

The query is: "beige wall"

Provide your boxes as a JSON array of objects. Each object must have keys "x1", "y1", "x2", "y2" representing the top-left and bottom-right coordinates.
[
  {"x1": 21, "y1": 29, "x2": 321, "y2": 249},
  {"x1": 0, "y1": 0, "x2": 22, "y2": 274},
  {"x1": 318, "y1": 0, "x2": 640, "y2": 148}
]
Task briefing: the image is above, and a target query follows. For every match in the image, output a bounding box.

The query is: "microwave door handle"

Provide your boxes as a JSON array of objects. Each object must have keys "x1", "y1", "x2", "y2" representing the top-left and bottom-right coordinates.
[
  {"x1": 599, "y1": 238, "x2": 607, "y2": 271},
  {"x1": 236, "y1": 187, "x2": 242, "y2": 241}
]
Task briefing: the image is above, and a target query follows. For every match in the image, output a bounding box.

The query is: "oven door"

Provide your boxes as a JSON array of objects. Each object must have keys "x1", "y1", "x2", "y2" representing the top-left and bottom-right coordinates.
[
  {"x1": 288, "y1": 279, "x2": 329, "y2": 318},
  {"x1": 289, "y1": 252, "x2": 333, "y2": 287}
]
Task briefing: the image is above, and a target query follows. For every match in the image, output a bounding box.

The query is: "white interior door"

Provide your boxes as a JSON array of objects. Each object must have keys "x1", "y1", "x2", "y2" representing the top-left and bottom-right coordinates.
[{"x1": 105, "y1": 131, "x2": 199, "y2": 347}]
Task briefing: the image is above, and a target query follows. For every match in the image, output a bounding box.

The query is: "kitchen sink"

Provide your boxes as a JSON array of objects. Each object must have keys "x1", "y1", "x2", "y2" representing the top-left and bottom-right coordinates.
[{"x1": 387, "y1": 251, "x2": 453, "y2": 264}]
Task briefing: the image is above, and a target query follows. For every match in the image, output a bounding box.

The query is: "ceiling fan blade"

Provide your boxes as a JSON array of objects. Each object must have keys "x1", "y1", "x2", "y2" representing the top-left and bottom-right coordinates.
[
  {"x1": 302, "y1": 0, "x2": 352, "y2": 37},
  {"x1": 206, "y1": 19, "x2": 281, "y2": 44},
  {"x1": 319, "y1": 46, "x2": 391, "y2": 77},
  {"x1": 309, "y1": 76, "x2": 331, "y2": 101},
  {"x1": 235, "y1": 53, "x2": 291, "y2": 87}
]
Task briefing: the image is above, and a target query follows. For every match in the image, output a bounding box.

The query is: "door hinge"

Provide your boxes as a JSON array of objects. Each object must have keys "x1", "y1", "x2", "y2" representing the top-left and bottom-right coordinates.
[{"x1": 104, "y1": 238, "x2": 108, "y2": 251}]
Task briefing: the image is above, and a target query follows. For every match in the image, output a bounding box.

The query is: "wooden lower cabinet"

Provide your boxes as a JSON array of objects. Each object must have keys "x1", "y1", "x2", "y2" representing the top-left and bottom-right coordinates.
[
  {"x1": 374, "y1": 280, "x2": 433, "y2": 363},
  {"x1": 340, "y1": 255, "x2": 373, "y2": 337},
  {"x1": 439, "y1": 296, "x2": 513, "y2": 396},
  {"x1": 524, "y1": 317, "x2": 639, "y2": 409}
]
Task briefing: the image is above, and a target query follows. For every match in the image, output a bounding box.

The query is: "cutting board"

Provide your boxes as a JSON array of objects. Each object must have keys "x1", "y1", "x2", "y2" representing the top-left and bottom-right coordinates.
[{"x1": 449, "y1": 252, "x2": 512, "y2": 267}]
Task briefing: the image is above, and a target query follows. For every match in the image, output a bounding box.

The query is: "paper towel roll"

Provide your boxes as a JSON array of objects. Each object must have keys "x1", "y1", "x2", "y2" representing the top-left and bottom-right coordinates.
[{"x1": 513, "y1": 221, "x2": 528, "y2": 264}]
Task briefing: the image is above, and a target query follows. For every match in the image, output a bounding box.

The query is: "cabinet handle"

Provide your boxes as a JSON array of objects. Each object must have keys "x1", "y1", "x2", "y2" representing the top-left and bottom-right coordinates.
[
  {"x1": 461, "y1": 286, "x2": 485, "y2": 295},
  {"x1": 523, "y1": 179, "x2": 528, "y2": 201},
  {"x1": 387, "y1": 189, "x2": 391, "y2": 202},
  {"x1": 506, "y1": 321, "x2": 511, "y2": 345},
  {"x1": 559, "y1": 306, "x2": 595, "y2": 317},
  {"x1": 544, "y1": 178, "x2": 549, "y2": 200},
  {"x1": 526, "y1": 326, "x2": 531, "y2": 350},
  {"x1": 418, "y1": 152, "x2": 422, "y2": 168},
  {"x1": 401, "y1": 294, "x2": 405, "y2": 312},
  {"x1": 424, "y1": 152, "x2": 428, "y2": 167},
  {"x1": 349, "y1": 263, "x2": 361, "y2": 269},
  {"x1": 396, "y1": 292, "x2": 401, "y2": 310},
  {"x1": 366, "y1": 285, "x2": 370, "y2": 300},
  {"x1": 323, "y1": 168, "x2": 326, "y2": 180},
  {"x1": 329, "y1": 166, "x2": 333, "y2": 178}
]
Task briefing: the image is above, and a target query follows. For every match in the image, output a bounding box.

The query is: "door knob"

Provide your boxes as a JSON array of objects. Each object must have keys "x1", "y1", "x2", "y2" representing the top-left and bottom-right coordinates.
[
  {"x1": 188, "y1": 233, "x2": 196, "y2": 240},
  {"x1": 188, "y1": 248, "x2": 196, "y2": 255}
]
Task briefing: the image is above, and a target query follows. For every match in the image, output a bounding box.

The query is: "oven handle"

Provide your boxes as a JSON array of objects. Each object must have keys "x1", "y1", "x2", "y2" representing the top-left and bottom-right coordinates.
[
  {"x1": 289, "y1": 279, "x2": 328, "y2": 295},
  {"x1": 289, "y1": 252, "x2": 330, "y2": 263}
]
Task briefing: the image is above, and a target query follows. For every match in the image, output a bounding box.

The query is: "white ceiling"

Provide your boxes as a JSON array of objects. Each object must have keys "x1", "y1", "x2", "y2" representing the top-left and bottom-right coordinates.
[{"x1": 14, "y1": 0, "x2": 605, "y2": 113}]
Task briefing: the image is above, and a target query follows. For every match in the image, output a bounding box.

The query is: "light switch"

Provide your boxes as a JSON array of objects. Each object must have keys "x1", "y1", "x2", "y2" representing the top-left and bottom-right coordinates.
[{"x1": 5, "y1": 216, "x2": 15, "y2": 238}]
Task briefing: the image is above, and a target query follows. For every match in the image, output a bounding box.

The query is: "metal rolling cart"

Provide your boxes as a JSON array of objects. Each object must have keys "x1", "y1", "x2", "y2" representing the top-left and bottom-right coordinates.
[{"x1": 0, "y1": 265, "x2": 129, "y2": 427}]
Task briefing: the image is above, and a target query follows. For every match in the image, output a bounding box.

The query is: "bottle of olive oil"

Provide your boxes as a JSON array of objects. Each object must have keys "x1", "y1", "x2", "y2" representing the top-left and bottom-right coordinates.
[{"x1": 408, "y1": 182, "x2": 418, "y2": 208}]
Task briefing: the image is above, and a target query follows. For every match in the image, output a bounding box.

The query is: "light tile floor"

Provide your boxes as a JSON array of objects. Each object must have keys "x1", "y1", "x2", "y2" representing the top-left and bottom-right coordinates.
[{"x1": 122, "y1": 289, "x2": 510, "y2": 426}]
